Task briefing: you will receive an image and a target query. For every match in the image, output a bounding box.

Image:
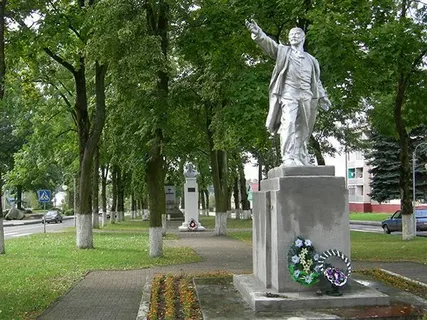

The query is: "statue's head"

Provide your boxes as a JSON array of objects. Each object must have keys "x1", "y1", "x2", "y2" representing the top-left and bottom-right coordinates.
[{"x1": 288, "y1": 27, "x2": 305, "y2": 46}]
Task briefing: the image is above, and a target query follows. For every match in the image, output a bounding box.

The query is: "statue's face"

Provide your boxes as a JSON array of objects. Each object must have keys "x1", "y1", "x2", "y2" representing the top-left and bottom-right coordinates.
[{"x1": 288, "y1": 28, "x2": 305, "y2": 46}]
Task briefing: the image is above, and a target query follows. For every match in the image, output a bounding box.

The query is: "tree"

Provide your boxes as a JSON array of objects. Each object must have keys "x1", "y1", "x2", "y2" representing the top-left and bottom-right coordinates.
[
  {"x1": 0, "y1": 0, "x2": 8, "y2": 254},
  {"x1": 12, "y1": 0, "x2": 108, "y2": 248},
  {"x1": 310, "y1": 0, "x2": 427, "y2": 240},
  {"x1": 367, "y1": 129, "x2": 427, "y2": 204},
  {"x1": 366, "y1": 132, "x2": 401, "y2": 203}
]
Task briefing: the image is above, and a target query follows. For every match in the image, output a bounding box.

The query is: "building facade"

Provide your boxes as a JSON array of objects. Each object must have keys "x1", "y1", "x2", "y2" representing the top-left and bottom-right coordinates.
[{"x1": 347, "y1": 151, "x2": 400, "y2": 213}]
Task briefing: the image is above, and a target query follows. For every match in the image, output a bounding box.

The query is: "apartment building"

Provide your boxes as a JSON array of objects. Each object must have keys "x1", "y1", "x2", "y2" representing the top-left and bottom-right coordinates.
[{"x1": 346, "y1": 151, "x2": 400, "y2": 213}]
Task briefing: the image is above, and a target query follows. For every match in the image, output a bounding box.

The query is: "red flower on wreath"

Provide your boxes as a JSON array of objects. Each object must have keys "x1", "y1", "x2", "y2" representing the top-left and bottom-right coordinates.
[{"x1": 188, "y1": 219, "x2": 198, "y2": 231}]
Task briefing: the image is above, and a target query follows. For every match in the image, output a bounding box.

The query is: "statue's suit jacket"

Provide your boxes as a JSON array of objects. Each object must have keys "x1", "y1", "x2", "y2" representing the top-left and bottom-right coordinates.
[{"x1": 252, "y1": 31, "x2": 327, "y2": 134}]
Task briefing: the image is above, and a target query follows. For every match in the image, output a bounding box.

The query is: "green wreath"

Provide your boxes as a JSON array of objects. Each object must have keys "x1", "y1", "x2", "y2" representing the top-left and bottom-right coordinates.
[{"x1": 287, "y1": 236, "x2": 321, "y2": 286}]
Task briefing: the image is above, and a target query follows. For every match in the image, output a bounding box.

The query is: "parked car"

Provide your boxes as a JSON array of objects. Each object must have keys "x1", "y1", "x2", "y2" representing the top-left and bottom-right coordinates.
[
  {"x1": 42, "y1": 210, "x2": 63, "y2": 224},
  {"x1": 381, "y1": 209, "x2": 427, "y2": 234}
]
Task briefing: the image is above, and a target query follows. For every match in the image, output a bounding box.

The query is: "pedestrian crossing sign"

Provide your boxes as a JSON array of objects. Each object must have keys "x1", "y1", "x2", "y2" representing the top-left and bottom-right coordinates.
[{"x1": 38, "y1": 190, "x2": 51, "y2": 203}]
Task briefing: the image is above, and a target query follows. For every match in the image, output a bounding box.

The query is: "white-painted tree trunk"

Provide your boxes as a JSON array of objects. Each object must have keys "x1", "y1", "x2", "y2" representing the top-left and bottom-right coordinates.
[
  {"x1": 110, "y1": 210, "x2": 117, "y2": 224},
  {"x1": 402, "y1": 214, "x2": 416, "y2": 240},
  {"x1": 235, "y1": 208, "x2": 241, "y2": 220},
  {"x1": 142, "y1": 209, "x2": 149, "y2": 221},
  {"x1": 92, "y1": 212, "x2": 99, "y2": 229},
  {"x1": 227, "y1": 210, "x2": 233, "y2": 219},
  {"x1": 0, "y1": 218, "x2": 5, "y2": 254},
  {"x1": 215, "y1": 212, "x2": 227, "y2": 236},
  {"x1": 149, "y1": 227, "x2": 163, "y2": 257},
  {"x1": 242, "y1": 210, "x2": 252, "y2": 220},
  {"x1": 101, "y1": 212, "x2": 106, "y2": 228},
  {"x1": 76, "y1": 214, "x2": 93, "y2": 249},
  {"x1": 162, "y1": 214, "x2": 167, "y2": 236},
  {"x1": 131, "y1": 210, "x2": 136, "y2": 219}
]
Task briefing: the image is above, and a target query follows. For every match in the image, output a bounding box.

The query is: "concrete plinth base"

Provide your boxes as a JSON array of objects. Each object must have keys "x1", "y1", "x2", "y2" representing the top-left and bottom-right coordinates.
[
  {"x1": 178, "y1": 222, "x2": 206, "y2": 232},
  {"x1": 238, "y1": 164, "x2": 391, "y2": 313},
  {"x1": 234, "y1": 274, "x2": 390, "y2": 312}
]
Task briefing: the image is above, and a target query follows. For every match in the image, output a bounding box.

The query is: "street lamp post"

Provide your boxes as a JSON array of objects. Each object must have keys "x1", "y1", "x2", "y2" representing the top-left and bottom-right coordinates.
[
  {"x1": 413, "y1": 142, "x2": 427, "y2": 207},
  {"x1": 412, "y1": 141, "x2": 427, "y2": 236}
]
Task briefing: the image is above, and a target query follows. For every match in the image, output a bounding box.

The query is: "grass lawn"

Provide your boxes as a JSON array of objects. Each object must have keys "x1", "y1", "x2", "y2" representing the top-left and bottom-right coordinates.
[
  {"x1": 0, "y1": 229, "x2": 201, "y2": 320},
  {"x1": 101, "y1": 219, "x2": 150, "y2": 231},
  {"x1": 227, "y1": 230, "x2": 427, "y2": 264},
  {"x1": 349, "y1": 212, "x2": 391, "y2": 221},
  {"x1": 199, "y1": 216, "x2": 252, "y2": 229},
  {"x1": 350, "y1": 231, "x2": 427, "y2": 263}
]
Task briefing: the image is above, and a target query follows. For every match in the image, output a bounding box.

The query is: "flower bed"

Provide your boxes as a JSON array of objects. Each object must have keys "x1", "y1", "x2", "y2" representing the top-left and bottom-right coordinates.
[{"x1": 148, "y1": 274, "x2": 203, "y2": 320}]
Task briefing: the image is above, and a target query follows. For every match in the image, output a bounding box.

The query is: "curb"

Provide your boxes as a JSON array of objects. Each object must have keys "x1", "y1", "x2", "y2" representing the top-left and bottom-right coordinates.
[
  {"x1": 350, "y1": 220, "x2": 381, "y2": 226},
  {"x1": 136, "y1": 274, "x2": 152, "y2": 320},
  {"x1": 379, "y1": 268, "x2": 427, "y2": 288},
  {"x1": 3, "y1": 216, "x2": 75, "y2": 227}
]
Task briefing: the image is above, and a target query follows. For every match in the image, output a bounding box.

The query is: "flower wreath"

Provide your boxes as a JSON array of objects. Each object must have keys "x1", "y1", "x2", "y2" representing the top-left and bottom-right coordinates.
[
  {"x1": 287, "y1": 236, "x2": 321, "y2": 286},
  {"x1": 187, "y1": 219, "x2": 198, "y2": 231},
  {"x1": 317, "y1": 249, "x2": 352, "y2": 287}
]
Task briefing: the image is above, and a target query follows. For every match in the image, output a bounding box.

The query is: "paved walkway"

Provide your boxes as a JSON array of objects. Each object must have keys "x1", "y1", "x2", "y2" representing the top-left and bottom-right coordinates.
[{"x1": 38, "y1": 222, "x2": 427, "y2": 320}]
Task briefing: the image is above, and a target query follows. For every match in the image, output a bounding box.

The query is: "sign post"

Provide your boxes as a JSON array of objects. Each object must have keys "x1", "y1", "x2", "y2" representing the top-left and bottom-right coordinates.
[{"x1": 38, "y1": 190, "x2": 51, "y2": 233}]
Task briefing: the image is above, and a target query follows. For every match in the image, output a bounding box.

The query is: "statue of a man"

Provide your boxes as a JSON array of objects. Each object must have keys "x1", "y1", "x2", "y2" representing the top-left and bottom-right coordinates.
[
  {"x1": 184, "y1": 163, "x2": 198, "y2": 178},
  {"x1": 245, "y1": 20, "x2": 331, "y2": 166}
]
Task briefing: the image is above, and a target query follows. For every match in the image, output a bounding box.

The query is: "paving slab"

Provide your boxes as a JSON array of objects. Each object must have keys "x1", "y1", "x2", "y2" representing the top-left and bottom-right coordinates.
[{"x1": 38, "y1": 221, "x2": 427, "y2": 320}]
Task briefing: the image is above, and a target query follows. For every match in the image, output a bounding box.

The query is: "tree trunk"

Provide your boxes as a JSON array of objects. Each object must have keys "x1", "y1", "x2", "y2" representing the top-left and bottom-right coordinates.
[
  {"x1": 76, "y1": 61, "x2": 108, "y2": 248},
  {"x1": 131, "y1": 192, "x2": 136, "y2": 219},
  {"x1": 210, "y1": 149, "x2": 228, "y2": 236},
  {"x1": 238, "y1": 162, "x2": 250, "y2": 210},
  {"x1": 92, "y1": 146, "x2": 100, "y2": 229},
  {"x1": 227, "y1": 184, "x2": 232, "y2": 211},
  {"x1": 101, "y1": 164, "x2": 108, "y2": 226},
  {"x1": 111, "y1": 166, "x2": 117, "y2": 224},
  {"x1": 145, "y1": 0, "x2": 169, "y2": 257},
  {"x1": 0, "y1": 0, "x2": 5, "y2": 100},
  {"x1": 16, "y1": 185, "x2": 22, "y2": 209},
  {"x1": 233, "y1": 175, "x2": 240, "y2": 220},
  {"x1": 395, "y1": 75, "x2": 414, "y2": 240},
  {"x1": 0, "y1": 0, "x2": 6, "y2": 254},
  {"x1": 200, "y1": 189, "x2": 206, "y2": 210},
  {"x1": 310, "y1": 135, "x2": 325, "y2": 165},
  {"x1": 117, "y1": 168, "x2": 124, "y2": 222},
  {"x1": 0, "y1": 171, "x2": 5, "y2": 254},
  {"x1": 146, "y1": 129, "x2": 167, "y2": 257},
  {"x1": 204, "y1": 189, "x2": 209, "y2": 213},
  {"x1": 74, "y1": 175, "x2": 79, "y2": 217}
]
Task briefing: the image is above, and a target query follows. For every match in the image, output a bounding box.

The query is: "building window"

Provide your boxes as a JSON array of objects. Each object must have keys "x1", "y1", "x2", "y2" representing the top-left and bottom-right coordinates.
[
  {"x1": 348, "y1": 168, "x2": 355, "y2": 179},
  {"x1": 356, "y1": 167, "x2": 363, "y2": 178}
]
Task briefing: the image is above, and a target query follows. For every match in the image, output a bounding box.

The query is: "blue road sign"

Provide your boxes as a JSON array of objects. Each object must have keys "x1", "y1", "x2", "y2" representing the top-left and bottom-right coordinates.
[{"x1": 38, "y1": 190, "x2": 51, "y2": 203}]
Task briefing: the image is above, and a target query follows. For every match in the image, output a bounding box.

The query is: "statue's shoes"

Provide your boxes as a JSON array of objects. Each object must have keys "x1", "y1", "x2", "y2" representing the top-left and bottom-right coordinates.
[{"x1": 284, "y1": 159, "x2": 299, "y2": 166}]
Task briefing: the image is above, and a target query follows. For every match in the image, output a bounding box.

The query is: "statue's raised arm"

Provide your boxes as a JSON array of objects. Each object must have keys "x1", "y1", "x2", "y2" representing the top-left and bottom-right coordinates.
[
  {"x1": 245, "y1": 19, "x2": 260, "y2": 36},
  {"x1": 245, "y1": 19, "x2": 278, "y2": 60}
]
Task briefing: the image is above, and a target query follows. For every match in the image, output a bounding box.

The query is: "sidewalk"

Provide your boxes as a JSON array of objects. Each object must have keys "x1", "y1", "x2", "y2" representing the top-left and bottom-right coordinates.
[{"x1": 38, "y1": 221, "x2": 427, "y2": 320}]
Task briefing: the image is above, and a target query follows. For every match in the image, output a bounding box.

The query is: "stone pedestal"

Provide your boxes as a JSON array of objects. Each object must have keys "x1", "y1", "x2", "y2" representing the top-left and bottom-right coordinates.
[
  {"x1": 165, "y1": 185, "x2": 184, "y2": 221},
  {"x1": 234, "y1": 165, "x2": 389, "y2": 310},
  {"x1": 179, "y1": 178, "x2": 205, "y2": 232}
]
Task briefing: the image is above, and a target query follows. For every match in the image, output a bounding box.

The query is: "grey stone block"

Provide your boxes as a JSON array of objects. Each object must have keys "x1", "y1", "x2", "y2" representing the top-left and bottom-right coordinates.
[
  {"x1": 234, "y1": 274, "x2": 390, "y2": 312},
  {"x1": 267, "y1": 165, "x2": 335, "y2": 179}
]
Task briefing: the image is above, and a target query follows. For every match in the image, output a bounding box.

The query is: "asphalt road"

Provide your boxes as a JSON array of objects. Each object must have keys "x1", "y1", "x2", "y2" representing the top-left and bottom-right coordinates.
[
  {"x1": 3, "y1": 219, "x2": 426, "y2": 240},
  {"x1": 351, "y1": 222, "x2": 427, "y2": 237},
  {"x1": 4, "y1": 218, "x2": 75, "y2": 240}
]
